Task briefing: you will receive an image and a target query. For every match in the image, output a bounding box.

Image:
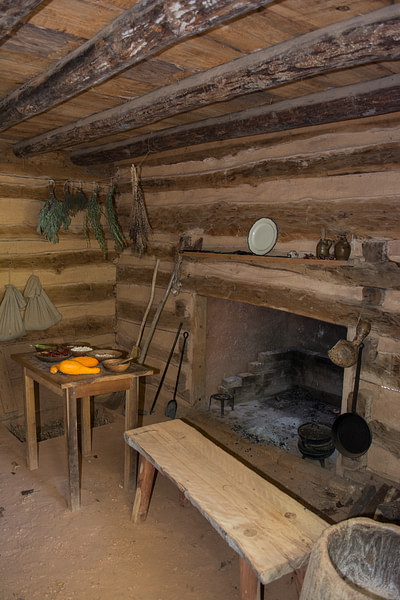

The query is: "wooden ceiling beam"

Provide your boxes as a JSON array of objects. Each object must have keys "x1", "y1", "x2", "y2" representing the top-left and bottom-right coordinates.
[
  {"x1": 0, "y1": 0, "x2": 277, "y2": 133},
  {"x1": 0, "y1": 0, "x2": 46, "y2": 41},
  {"x1": 70, "y1": 75, "x2": 400, "y2": 165},
  {"x1": 14, "y1": 4, "x2": 400, "y2": 158}
]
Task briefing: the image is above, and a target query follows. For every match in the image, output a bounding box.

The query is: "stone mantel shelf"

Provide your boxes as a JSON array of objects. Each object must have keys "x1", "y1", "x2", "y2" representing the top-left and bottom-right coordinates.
[{"x1": 180, "y1": 251, "x2": 353, "y2": 266}]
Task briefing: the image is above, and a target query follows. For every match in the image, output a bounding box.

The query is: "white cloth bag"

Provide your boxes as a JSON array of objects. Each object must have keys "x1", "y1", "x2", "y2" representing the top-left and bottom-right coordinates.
[
  {"x1": 0, "y1": 284, "x2": 26, "y2": 341},
  {"x1": 23, "y1": 275, "x2": 62, "y2": 331}
]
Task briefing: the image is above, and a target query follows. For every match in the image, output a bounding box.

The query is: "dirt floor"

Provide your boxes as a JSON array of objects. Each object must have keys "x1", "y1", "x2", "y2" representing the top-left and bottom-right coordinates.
[{"x1": 0, "y1": 403, "x2": 366, "y2": 600}]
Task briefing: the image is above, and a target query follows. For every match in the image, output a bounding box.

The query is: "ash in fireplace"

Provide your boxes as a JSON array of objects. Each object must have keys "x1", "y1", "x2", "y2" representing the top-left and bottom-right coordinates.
[{"x1": 210, "y1": 387, "x2": 338, "y2": 455}]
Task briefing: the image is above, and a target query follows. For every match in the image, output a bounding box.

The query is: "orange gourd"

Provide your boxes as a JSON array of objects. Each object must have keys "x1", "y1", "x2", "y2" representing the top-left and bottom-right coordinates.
[
  {"x1": 71, "y1": 356, "x2": 99, "y2": 367},
  {"x1": 50, "y1": 359, "x2": 100, "y2": 375}
]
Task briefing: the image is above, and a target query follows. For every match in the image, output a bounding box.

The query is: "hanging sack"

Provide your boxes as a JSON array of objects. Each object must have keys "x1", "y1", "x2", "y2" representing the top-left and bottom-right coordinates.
[
  {"x1": 23, "y1": 275, "x2": 62, "y2": 331},
  {"x1": 0, "y1": 285, "x2": 26, "y2": 341}
]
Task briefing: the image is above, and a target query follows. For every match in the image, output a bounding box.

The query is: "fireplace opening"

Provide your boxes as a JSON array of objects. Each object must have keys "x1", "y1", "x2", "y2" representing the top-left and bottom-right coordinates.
[{"x1": 205, "y1": 298, "x2": 347, "y2": 462}]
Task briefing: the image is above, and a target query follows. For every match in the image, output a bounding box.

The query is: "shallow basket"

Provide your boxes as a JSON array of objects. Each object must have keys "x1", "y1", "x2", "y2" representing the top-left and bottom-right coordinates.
[
  {"x1": 102, "y1": 358, "x2": 130, "y2": 372},
  {"x1": 88, "y1": 349, "x2": 122, "y2": 362}
]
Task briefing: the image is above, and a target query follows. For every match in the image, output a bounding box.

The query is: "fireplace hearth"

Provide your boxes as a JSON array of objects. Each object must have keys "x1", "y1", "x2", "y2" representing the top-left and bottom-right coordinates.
[{"x1": 207, "y1": 386, "x2": 340, "y2": 465}]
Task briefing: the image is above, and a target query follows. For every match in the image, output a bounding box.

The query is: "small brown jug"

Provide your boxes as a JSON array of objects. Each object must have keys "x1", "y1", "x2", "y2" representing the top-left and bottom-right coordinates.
[
  {"x1": 334, "y1": 233, "x2": 351, "y2": 260},
  {"x1": 316, "y1": 238, "x2": 332, "y2": 258}
]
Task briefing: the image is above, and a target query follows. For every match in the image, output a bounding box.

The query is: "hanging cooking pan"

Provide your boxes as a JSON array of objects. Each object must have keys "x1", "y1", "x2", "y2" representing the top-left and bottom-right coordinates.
[{"x1": 331, "y1": 343, "x2": 372, "y2": 457}]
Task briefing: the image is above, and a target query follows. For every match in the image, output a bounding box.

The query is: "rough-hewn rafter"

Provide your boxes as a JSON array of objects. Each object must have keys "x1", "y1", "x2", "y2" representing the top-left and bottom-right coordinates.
[
  {"x1": 69, "y1": 76, "x2": 400, "y2": 165},
  {"x1": 0, "y1": 0, "x2": 45, "y2": 40},
  {"x1": 13, "y1": 4, "x2": 400, "y2": 158},
  {"x1": 0, "y1": 0, "x2": 276, "y2": 133}
]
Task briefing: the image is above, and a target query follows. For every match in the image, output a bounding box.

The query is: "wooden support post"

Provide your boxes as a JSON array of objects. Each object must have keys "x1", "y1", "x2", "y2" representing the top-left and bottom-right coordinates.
[
  {"x1": 131, "y1": 455, "x2": 156, "y2": 523},
  {"x1": 24, "y1": 369, "x2": 38, "y2": 470},
  {"x1": 64, "y1": 387, "x2": 80, "y2": 512},
  {"x1": 124, "y1": 377, "x2": 139, "y2": 490},
  {"x1": 80, "y1": 396, "x2": 92, "y2": 457},
  {"x1": 239, "y1": 557, "x2": 259, "y2": 600}
]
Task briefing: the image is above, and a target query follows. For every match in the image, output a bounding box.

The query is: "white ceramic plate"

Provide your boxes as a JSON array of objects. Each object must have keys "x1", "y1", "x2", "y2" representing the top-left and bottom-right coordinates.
[{"x1": 248, "y1": 218, "x2": 278, "y2": 255}]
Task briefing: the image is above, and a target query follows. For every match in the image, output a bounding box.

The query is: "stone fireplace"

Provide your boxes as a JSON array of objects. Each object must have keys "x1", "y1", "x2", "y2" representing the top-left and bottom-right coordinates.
[{"x1": 204, "y1": 297, "x2": 348, "y2": 464}]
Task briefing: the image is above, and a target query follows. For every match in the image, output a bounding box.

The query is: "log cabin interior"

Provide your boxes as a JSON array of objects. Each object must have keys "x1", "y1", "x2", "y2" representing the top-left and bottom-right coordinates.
[{"x1": 1, "y1": 1, "x2": 400, "y2": 598}]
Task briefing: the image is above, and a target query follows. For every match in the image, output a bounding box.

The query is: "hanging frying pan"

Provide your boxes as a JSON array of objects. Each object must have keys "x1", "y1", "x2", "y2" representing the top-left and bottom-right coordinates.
[{"x1": 331, "y1": 343, "x2": 372, "y2": 457}]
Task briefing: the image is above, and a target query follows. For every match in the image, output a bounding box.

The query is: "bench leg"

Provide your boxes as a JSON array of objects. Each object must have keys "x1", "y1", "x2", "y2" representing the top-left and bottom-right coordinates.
[
  {"x1": 178, "y1": 489, "x2": 190, "y2": 507},
  {"x1": 131, "y1": 455, "x2": 156, "y2": 523},
  {"x1": 239, "y1": 557, "x2": 259, "y2": 600},
  {"x1": 294, "y1": 565, "x2": 307, "y2": 597}
]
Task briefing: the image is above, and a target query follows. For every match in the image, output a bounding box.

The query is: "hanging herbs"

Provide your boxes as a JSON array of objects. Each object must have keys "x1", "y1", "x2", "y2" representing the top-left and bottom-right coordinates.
[
  {"x1": 84, "y1": 187, "x2": 106, "y2": 258},
  {"x1": 37, "y1": 180, "x2": 70, "y2": 243},
  {"x1": 63, "y1": 182, "x2": 88, "y2": 215},
  {"x1": 105, "y1": 184, "x2": 126, "y2": 252},
  {"x1": 37, "y1": 180, "x2": 125, "y2": 260},
  {"x1": 129, "y1": 164, "x2": 151, "y2": 257}
]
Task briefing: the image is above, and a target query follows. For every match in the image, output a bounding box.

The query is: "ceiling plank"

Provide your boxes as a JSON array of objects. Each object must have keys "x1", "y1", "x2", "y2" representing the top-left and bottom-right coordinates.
[
  {"x1": 0, "y1": 0, "x2": 46, "y2": 41},
  {"x1": 0, "y1": 0, "x2": 277, "y2": 133},
  {"x1": 14, "y1": 5, "x2": 400, "y2": 158},
  {"x1": 69, "y1": 75, "x2": 400, "y2": 165}
]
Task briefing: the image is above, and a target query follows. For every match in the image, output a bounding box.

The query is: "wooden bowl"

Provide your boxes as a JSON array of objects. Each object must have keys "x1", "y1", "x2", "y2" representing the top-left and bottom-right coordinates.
[
  {"x1": 88, "y1": 349, "x2": 122, "y2": 362},
  {"x1": 102, "y1": 358, "x2": 130, "y2": 372}
]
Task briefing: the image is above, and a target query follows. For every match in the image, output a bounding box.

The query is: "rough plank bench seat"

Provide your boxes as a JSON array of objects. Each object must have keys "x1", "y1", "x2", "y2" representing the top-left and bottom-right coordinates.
[{"x1": 124, "y1": 419, "x2": 328, "y2": 599}]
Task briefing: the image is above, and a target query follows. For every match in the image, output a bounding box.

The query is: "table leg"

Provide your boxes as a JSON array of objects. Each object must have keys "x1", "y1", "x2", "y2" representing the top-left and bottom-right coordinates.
[
  {"x1": 64, "y1": 387, "x2": 80, "y2": 511},
  {"x1": 239, "y1": 557, "x2": 259, "y2": 600},
  {"x1": 80, "y1": 396, "x2": 92, "y2": 457},
  {"x1": 131, "y1": 454, "x2": 156, "y2": 523},
  {"x1": 124, "y1": 377, "x2": 139, "y2": 490},
  {"x1": 24, "y1": 369, "x2": 38, "y2": 470}
]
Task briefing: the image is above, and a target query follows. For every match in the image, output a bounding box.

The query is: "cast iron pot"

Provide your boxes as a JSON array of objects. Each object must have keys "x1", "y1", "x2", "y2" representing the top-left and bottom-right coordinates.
[{"x1": 332, "y1": 343, "x2": 372, "y2": 458}]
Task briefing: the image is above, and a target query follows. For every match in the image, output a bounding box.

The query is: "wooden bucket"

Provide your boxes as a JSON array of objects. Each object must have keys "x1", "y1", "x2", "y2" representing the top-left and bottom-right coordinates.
[{"x1": 299, "y1": 517, "x2": 400, "y2": 599}]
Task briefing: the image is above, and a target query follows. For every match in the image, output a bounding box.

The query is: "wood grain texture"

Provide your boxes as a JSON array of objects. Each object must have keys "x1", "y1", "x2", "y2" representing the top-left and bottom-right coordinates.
[
  {"x1": 0, "y1": 0, "x2": 46, "y2": 40},
  {"x1": 16, "y1": 6, "x2": 400, "y2": 159},
  {"x1": 69, "y1": 75, "x2": 400, "y2": 164},
  {"x1": 0, "y1": 0, "x2": 276, "y2": 132},
  {"x1": 124, "y1": 419, "x2": 328, "y2": 585}
]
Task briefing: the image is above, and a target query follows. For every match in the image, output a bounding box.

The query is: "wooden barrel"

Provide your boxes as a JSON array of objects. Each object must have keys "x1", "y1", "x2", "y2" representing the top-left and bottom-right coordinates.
[{"x1": 299, "y1": 517, "x2": 400, "y2": 599}]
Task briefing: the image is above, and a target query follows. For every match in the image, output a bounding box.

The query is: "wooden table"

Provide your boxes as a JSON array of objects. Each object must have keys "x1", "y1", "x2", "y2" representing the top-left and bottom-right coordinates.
[
  {"x1": 124, "y1": 419, "x2": 328, "y2": 600},
  {"x1": 11, "y1": 352, "x2": 152, "y2": 511}
]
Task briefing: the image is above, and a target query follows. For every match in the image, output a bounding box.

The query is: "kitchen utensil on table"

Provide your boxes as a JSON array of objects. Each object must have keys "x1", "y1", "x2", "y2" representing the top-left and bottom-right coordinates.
[
  {"x1": 331, "y1": 343, "x2": 372, "y2": 457},
  {"x1": 149, "y1": 323, "x2": 183, "y2": 415},
  {"x1": 164, "y1": 331, "x2": 189, "y2": 419},
  {"x1": 87, "y1": 349, "x2": 122, "y2": 361},
  {"x1": 102, "y1": 358, "x2": 131, "y2": 372}
]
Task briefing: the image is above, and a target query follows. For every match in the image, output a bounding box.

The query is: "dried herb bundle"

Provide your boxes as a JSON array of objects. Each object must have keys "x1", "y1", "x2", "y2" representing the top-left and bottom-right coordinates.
[
  {"x1": 37, "y1": 181, "x2": 125, "y2": 259},
  {"x1": 84, "y1": 187, "x2": 106, "y2": 258},
  {"x1": 105, "y1": 184, "x2": 126, "y2": 251},
  {"x1": 37, "y1": 181, "x2": 70, "y2": 243},
  {"x1": 63, "y1": 183, "x2": 88, "y2": 215},
  {"x1": 129, "y1": 164, "x2": 151, "y2": 257}
]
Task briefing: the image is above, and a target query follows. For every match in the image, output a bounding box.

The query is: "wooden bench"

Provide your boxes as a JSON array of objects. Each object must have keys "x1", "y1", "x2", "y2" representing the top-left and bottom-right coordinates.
[{"x1": 124, "y1": 419, "x2": 328, "y2": 599}]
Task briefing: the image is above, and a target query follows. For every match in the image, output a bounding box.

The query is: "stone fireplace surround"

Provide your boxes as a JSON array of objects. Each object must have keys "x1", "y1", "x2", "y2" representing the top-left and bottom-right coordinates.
[
  {"x1": 205, "y1": 297, "x2": 346, "y2": 402},
  {"x1": 203, "y1": 297, "x2": 349, "y2": 463}
]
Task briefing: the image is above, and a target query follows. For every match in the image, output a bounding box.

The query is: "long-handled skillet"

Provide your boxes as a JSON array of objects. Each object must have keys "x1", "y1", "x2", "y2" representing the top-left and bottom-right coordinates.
[{"x1": 331, "y1": 343, "x2": 372, "y2": 457}]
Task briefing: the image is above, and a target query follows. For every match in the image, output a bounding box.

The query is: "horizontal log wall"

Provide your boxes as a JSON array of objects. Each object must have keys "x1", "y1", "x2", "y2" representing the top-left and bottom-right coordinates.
[
  {"x1": 0, "y1": 144, "x2": 119, "y2": 423},
  {"x1": 115, "y1": 112, "x2": 400, "y2": 485}
]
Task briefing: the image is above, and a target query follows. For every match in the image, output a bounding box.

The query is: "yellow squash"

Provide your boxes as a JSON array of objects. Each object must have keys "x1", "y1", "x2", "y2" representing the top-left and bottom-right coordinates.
[
  {"x1": 50, "y1": 358, "x2": 100, "y2": 375},
  {"x1": 71, "y1": 356, "x2": 99, "y2": 367}
]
